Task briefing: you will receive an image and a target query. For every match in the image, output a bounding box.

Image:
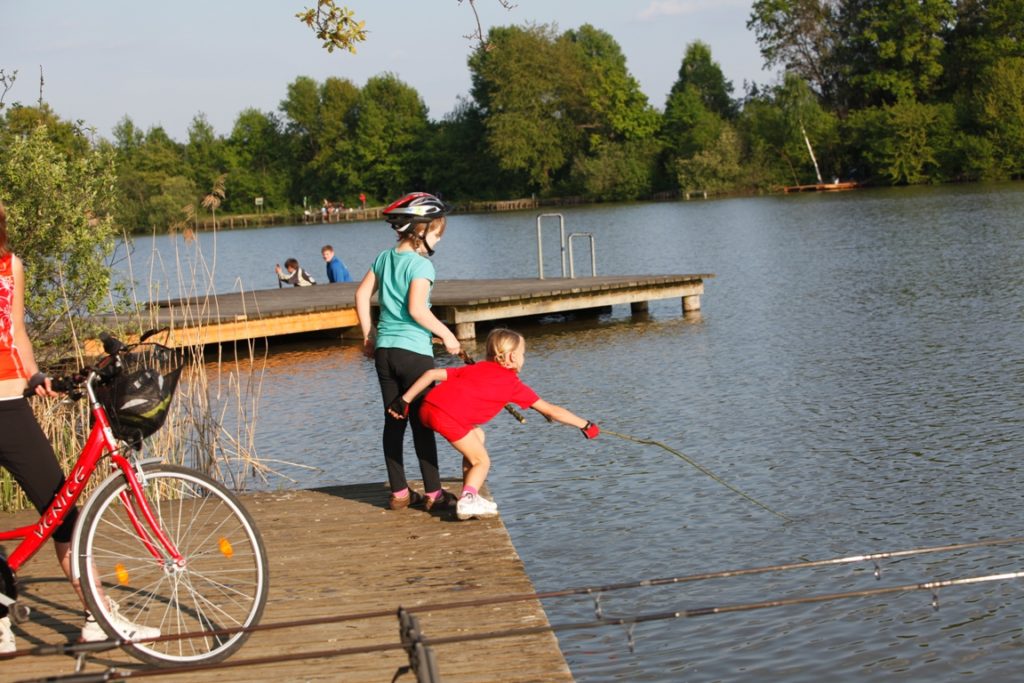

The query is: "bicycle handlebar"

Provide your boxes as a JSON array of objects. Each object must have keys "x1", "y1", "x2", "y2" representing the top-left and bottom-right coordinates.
[{"x1": 23, "y1": 332, "x2": 128, "y2": 399}]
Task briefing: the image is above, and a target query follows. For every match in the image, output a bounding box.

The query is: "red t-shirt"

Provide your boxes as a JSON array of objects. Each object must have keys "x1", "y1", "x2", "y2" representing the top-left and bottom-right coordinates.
[{"x1": 423, "y1": 361, "x2": 539, "y2": 426}]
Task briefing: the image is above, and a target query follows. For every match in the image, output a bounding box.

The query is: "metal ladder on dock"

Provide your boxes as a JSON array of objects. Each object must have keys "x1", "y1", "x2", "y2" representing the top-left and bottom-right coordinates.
[{"x1": 536, "y1": 213, "x2": 596, "y2": 279}]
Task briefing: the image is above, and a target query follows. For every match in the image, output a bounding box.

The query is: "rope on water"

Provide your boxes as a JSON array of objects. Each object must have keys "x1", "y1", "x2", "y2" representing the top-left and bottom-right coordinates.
[{"x1": 603, "y1": 429, "x2": 792, "y2": 522}]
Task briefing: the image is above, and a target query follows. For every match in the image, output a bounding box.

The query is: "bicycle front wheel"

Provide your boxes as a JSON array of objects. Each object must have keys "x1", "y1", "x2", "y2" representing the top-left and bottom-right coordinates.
[{"x1": 76, "y1": 464, "x2": 269, "y2": 666}]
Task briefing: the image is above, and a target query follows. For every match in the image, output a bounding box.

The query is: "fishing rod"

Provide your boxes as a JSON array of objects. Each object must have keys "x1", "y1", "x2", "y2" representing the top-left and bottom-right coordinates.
[
  {"x1": 15, "y1": 536, "x2": 1024, "y2": 665},
  {"x1": 598, "y1": 427, "x2": 791, "y2": 522},
  {"x1": 22, "y1": 565, "x2": 1024, "y2": 682}
]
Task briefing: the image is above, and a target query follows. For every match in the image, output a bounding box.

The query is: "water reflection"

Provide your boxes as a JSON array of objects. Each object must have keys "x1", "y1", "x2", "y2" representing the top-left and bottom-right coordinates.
[{"x1": 133, "y1": 183, "x2": 1024, "y2": 681}]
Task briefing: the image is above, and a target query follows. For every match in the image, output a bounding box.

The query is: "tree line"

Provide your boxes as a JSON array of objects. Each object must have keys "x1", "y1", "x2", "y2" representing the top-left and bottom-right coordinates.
[{"x1": 2, "y1": 1, "x2": 1023, "y2": 238}]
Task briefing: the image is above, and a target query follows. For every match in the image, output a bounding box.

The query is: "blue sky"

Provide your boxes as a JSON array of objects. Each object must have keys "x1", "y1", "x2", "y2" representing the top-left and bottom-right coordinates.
[{"x1": 3, "y1": 0, "x2": 770, "y2": 142}]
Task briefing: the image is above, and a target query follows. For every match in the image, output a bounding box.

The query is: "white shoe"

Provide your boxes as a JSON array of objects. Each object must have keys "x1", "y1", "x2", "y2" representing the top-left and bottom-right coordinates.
[
  {"x1": 0, "y1": 616, "x2": 15, "y2": 653},
  {"x1": 456, "y1": 492, "x2": 499, "y2": 520},
  {"x1": 81, "y1": 600, "x2": 160, "y2": 642}
]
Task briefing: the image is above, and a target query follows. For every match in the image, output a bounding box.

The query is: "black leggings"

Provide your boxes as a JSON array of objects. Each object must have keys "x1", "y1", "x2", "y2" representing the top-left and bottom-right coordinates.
[
  {"x1": 373, "y1": 347, "x2": 441, "y2": 493},
  {"x1": 0, "y1": 398, "x2": 78, "y2": 543}
]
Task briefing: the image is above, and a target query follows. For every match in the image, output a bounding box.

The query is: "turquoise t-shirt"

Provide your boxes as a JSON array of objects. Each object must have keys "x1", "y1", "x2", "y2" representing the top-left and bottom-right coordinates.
[{"x1": 372, "y1": 248, "x2": 436, "y2": 356}]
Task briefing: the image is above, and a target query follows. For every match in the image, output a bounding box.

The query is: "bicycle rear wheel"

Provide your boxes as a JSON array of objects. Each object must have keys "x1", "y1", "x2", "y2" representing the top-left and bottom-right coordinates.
[{"x1": 76, "y1": 464, "x2": 269, "y2": 666}]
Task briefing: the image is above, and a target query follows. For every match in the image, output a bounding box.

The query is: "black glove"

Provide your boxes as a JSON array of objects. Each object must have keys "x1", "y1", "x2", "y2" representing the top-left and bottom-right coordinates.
[
  {"x1": 581, "y1": 421, "x2": 600, "y2": 439},
  {"x1": 388, "y1": 396, "x2": 409, "y2": 419},
  {"x1": 22, "y1": 372, "x2": 46, "y2": 398}
]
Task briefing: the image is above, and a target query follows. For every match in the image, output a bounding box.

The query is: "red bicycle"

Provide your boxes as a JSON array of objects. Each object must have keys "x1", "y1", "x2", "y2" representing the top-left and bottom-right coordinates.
[{"x1": 0, "y1": 334, "x2": 269, "y2": 666}]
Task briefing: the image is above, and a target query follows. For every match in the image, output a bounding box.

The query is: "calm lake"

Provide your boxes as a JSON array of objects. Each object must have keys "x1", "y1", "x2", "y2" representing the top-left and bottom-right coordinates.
[{"x1": 117, "y1": 183, "x2": 1024, "y2": 682}]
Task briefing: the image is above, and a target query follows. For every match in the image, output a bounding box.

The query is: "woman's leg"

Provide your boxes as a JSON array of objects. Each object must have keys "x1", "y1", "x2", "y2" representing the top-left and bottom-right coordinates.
[
  {"x1": 0, "y1": 399, "x2": 81, "y2": 603},
  {"x1": 374, "y1": 348, "x2": 410, "y2": 492},
  {"x1": 388, "y1": 349, "x2": 442, "y2": 493}
]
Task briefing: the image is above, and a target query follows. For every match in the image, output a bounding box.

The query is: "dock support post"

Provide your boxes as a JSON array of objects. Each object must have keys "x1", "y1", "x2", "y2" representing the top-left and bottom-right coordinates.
[
  {"x1": 682, "y1": 295, "x2": 701, "y2": 312},
  {"x1": 630, "y1": 301, "x2": 649, "y2": 315},
  {"x1": 454, "y1": 321, "x2": 476, "y2": 340}
]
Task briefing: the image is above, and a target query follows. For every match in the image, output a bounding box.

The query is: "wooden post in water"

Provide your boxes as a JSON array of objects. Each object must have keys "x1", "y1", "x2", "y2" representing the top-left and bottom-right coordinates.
[
  {"x1": 683, "y1": 294, "x2": 701, "y2": 312},
  {"x1": 631, "y1": 301, "x2": 649, "y2": 315},
  {"x1": 454, "y1": 321, "x2": 476, "y2": 340}
]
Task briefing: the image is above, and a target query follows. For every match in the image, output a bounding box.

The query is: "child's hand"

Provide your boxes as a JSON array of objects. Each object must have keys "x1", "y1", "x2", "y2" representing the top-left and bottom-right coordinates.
[
  {"x1": 441, "y1": 333, "x2": 461, "y2": 357},
  {"x1": 580, "y1": 421, "x2": 600, "y2": 439},
  {"x1": 362, "y1": 337, "x2": 375, "y2": 358},
  {"x1": 387, "y1": 396, "x2": 409, "y2": 419}
]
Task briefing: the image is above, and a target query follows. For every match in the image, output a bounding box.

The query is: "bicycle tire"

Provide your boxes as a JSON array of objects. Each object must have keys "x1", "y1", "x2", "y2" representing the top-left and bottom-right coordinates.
[{"x1": 76, "y1": 464, "x2": 269, "y2": 666}]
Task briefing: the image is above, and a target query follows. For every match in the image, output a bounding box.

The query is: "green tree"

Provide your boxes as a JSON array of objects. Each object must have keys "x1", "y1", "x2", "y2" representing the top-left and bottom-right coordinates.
[
  {"x1": 748, "y1": 0, "x2": 841, "y2": 103},
  {"x1": 311, "y1": 77, "x2": 361, "y2": 199},
  {"x1": 675, "y1": 124, "x2": 744, "y2": 194},
  {"x1": 834, "y1": 0, "x2": 955, "y2": 108},
  {"x1": 0, "y1": 125, "x2": 119, "y2": 357},
  {"x1": 739, "y1": 74, "x2": 839, "y2": 187},
  {"x1": 185, "y1": 113, "x2": 228, "y2": 198},
  {"x1": 3, "y1": 103, "x2": 91, "y2": 159},
  {"x1": 280, "y1": 76, "x2": 324, "y2": 201},
  {"x1": 350, "y1": 73, "x2": 430, "y2": 199},
  {"x1": 422, "y1": 98, "x2": 517, "y2": 199},
  {"x1": 572, "y1": 139, "x2": 660, "y2": 201},
  {"x1": 113, "y1": 123, "x2": 194, "y2": 231},
  {"x1": 469, "y1": 24, "x2": 585, "y2": 192},
  {"x1": 225, "y1": 109, "x2": 291, "y2": 211},
  {"x1": 669, "y1": 41, "x2": 737, "y2": 119},
  {"x1": 842, "y1": 99, "x2": 953, "y2": 183},
  {"x1": 943, "y1": 0, "x2": 1024, "y2": 90},
  {"x1": 564, "y1": 24, "x2": 660, "y2": 146},
  {"x1": 975, "y1": 56, "x2": 1024, "y2": 176}
]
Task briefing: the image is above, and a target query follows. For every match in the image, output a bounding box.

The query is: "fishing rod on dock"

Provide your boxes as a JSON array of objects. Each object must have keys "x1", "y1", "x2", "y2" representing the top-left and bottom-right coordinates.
[{"x1": 20, "y1": 536, "x2": 1024, "y2": 682}]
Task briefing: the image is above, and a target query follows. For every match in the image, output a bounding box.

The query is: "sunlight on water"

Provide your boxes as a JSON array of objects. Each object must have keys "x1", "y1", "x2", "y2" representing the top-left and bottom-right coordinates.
[{"x1": 125, "y1": 183, "x2": 1024, "y2": 681}]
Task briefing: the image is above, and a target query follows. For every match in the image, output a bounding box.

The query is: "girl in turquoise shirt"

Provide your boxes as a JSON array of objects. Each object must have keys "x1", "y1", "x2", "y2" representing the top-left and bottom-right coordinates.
[{"x1": 355, "y1": 193, "x2": 461, "y2": 511}]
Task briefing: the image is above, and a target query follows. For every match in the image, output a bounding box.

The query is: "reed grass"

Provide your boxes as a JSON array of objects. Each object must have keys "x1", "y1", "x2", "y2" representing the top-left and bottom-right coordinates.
[{"x1": 1, "y1": 223, "x2": 271, "y2": 512}]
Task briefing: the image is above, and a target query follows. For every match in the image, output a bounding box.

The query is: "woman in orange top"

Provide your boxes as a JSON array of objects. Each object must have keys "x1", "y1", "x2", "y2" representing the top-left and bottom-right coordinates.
[{"x1": 0, "y1": 201, "x2": 157, "y2": 651}]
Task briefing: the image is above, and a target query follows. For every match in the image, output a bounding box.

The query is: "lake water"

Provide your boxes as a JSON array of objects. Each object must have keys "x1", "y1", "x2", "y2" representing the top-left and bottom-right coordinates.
[{"x1": 117, "y1": 184, "x2": 1024, "y2": 681}]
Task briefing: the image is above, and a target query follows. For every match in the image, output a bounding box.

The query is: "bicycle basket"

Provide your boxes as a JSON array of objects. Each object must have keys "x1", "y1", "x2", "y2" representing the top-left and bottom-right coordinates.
[{"x1": 94, "y1": 343, "x2": 184, "y2": 442}]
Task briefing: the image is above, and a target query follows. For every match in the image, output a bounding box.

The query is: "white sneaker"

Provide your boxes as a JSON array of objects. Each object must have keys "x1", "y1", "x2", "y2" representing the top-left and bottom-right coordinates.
[
  {"x1": 0, "y1": 616, "x2": 15, "y2": 653},
  {"x1": 456, "y1": 492, "x2": 499, "y2": 520},
  {"x1": 81, "y1": 600, "x2": 160, "y2": 642}
]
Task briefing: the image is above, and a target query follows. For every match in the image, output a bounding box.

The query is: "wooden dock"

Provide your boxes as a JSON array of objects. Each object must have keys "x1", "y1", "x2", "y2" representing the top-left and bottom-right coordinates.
[
  {"x1": 111, "y1": 274, "x2": 712, "y2": 347},
  {"x1": 782, "y1": 181, "x2": 860, "y2": 193},
  {"x1": 1, "y1": 482, "x2": 574, "y2": 682}
]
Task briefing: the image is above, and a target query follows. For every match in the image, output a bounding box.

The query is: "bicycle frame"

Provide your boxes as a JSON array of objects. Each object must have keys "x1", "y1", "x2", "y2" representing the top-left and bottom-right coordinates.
[{"x1": 0, "y1": 371, "x2": 184, "y2": 574}]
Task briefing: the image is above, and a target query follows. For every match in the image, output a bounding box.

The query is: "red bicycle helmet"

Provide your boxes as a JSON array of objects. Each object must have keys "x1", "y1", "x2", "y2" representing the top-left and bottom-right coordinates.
[{"x1": 382, "y1": 192, "x2": 449, "y2": 233}]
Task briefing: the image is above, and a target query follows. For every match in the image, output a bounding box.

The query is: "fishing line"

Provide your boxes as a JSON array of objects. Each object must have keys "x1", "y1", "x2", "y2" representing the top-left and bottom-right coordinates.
[{"x1": 602, "y1": 428, "x2": 792, "y2": 522}]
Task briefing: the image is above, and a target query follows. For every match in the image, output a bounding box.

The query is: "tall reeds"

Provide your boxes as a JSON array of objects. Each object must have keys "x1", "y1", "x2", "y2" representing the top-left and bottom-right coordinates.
[{"x1": 0, "y1": 222, "x2": 269, "y2": 512}]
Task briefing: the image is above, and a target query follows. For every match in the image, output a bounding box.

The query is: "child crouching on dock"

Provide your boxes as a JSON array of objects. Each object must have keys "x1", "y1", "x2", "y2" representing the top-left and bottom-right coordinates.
[{"x1": 388, "y1": 328, "x2": 599, "y2": 520}]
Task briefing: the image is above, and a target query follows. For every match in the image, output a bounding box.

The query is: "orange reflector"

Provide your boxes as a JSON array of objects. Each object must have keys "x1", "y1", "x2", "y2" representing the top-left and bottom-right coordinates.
[
  {"x1": 115, "y1": 563, "x2": 130, "y2": 585},
  {"x1": 219, "y1": 537, "x2": 234, "y2": 558}
]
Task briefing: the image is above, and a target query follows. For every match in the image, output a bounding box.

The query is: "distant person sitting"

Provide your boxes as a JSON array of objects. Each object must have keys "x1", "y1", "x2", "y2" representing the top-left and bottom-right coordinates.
[
  {"x1": 275, "y1": 258, "x2": 316, "y2": 287},
  {"x1": 322, "y1": 245, "x2": 352, "y2": 283}
]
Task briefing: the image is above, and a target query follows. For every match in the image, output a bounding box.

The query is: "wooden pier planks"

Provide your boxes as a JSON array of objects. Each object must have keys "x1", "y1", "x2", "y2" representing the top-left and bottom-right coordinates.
[
  {"x1": 1, "y1": 482, "x2": 574, "y2": 682},
  {"x1": 112, "y1": 274, "x2": 713, "y2": 345}
]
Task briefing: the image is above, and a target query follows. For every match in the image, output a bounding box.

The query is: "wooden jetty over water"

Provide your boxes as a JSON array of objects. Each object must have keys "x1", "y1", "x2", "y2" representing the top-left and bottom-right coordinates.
[
  {"x1": 2, "y1": 483, "x2": 574, "y2": 682},
  {"x1": 114, "y1": 274, "x2": 712, "y2": 347},
  {"x1": 782, "y1": 181, "x2": 860, "y2": 193}
]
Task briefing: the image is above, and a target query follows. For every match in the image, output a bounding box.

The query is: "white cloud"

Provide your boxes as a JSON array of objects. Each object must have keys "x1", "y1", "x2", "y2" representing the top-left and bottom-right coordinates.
[{"x1": 638, "y1": 0, "x2": 748, "y2": 21}]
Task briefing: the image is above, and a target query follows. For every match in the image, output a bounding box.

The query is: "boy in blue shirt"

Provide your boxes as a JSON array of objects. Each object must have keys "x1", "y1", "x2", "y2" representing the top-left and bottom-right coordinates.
[{"x1": 321, "y1": 245, "x2": 351, "y2": 283}]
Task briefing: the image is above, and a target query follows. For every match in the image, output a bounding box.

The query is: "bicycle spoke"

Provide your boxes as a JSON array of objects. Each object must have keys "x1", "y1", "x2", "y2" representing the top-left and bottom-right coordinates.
[{"x1": 77, "y1": 465, "x2": 267, "y2": 666}]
